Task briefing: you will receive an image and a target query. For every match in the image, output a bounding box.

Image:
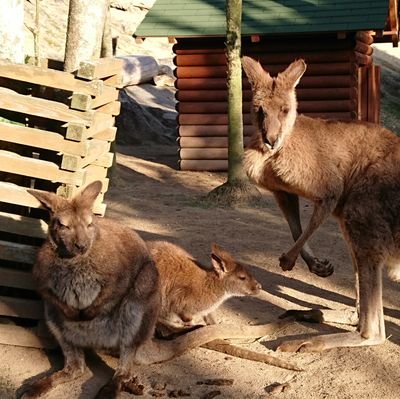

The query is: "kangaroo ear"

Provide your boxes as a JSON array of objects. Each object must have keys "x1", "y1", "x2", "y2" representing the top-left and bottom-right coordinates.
[
  {"x1": 211, "y1": 243, "x2": 233, "y2": 277},
  {"x1": 75, "y1": 181, "x2": 102, "y2": 210},
  {"x1": 281, "y1": 59, "x2": 307, "y2": 88},
  {"x1": 241, "y1": 56, "x2": 272, "y2": 89},
  {"x1": 27, "y1": 189, "x2": 63, "y2": 214}
]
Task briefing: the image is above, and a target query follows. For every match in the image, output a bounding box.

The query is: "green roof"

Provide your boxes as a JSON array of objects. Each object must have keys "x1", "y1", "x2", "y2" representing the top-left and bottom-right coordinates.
[{"x1": 136, "y1": 0, "x2": 390, "y2": 37}]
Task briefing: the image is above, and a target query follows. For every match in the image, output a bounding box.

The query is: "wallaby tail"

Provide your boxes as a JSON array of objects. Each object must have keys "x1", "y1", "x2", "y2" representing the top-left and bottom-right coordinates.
[{"x1": 134, "y1": 319, "x2": 300, "y2": 370}]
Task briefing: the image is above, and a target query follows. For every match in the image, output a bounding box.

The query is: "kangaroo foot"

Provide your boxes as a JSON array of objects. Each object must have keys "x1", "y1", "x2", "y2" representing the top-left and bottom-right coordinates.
[{"x1": 307, "y1": 257, "x2": 334, "y2": 277}]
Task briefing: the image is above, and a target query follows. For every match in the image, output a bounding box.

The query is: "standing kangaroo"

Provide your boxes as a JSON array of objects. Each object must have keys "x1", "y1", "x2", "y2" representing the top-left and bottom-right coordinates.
[
  {"x1": 148, "y1": 240, "x2": 261, "y2": 332},
  {"x1": 241, "y1": 56, "x2": 400, "y2": 352},
  {"x1": 20, "y1": 181, "x2": 160, "y2": 399}
]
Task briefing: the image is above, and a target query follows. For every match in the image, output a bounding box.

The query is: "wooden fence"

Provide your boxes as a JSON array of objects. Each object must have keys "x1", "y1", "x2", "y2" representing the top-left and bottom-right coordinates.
[{"x1": 0, "y1": 57, "x2": 122, "y2": 348}]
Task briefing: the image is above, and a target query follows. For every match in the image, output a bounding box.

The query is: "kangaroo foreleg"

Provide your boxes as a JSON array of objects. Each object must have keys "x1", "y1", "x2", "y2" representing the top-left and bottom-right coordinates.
[
  {"x1": 279, "y1": 198, "x2": 334, "y2": 273},
  {"x1": 273, "y1": 192, "x2": 333, "y2": 277}
]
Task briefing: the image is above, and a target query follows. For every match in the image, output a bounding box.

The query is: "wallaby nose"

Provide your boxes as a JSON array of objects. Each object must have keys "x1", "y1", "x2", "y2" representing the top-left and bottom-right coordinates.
[{"x1": 74, "y1": 242, "x2": 87, "y2": 253}]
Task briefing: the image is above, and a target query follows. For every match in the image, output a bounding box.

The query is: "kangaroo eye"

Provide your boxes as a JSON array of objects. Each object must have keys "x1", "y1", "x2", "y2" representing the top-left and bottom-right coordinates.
[
  {"x1": 238, "y1": 275, "x2": 247, "y2": 280},
  {"x1": 281, "y1": 106, "x2": 289, "y2": 114}
]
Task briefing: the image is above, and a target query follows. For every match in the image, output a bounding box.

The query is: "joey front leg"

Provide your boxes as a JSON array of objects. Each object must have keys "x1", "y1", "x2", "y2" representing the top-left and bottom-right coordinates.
[
  {"x1": 274, "y1": 192, "x2": 334, "y2": 277},
  {"x1": 279, "y1": 197, "x2": 335, "y2": 273}
]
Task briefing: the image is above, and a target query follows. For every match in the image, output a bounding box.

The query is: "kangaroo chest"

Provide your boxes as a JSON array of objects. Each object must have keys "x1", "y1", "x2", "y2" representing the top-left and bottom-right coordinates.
[{"x1": 50, "y1": 259, "x2": 102, "y2": 310}]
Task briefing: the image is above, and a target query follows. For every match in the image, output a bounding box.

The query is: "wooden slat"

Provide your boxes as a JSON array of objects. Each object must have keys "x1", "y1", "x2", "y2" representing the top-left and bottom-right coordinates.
[
  {"x1": 61, "y1": 141, "x2": 111, "y2": 171},
  {"x1": 0, "y1": 267, "x2": 35, "y2": 290},
  {"x1": 0, "y1": 211, "x2": 47, "y2": 238},
  {"x1": 92, "y1": 127, "x2": 117, "y2": 141},
  {"x1": 95, "y1": 101, "x2": 121, "y2": 116},
  {"x1": 0, "y1": 91, "x2": 95, "y2": 126},
  {"x1": 179, "y1": 125, "x2": 256, "y2": 137},
  {"x1": 0, "y1": 59, "x2": 104, "y2": 96},
  {"x1": 0, "y1": 151, "x2": 85, "y2": 186},
  {"x1": 0, "y1": 296, "x2": 43, "y2": 319},
  {"x1": 0, "y1": 122, "x2": 90, "y2": 156},
  {"x1": 77, "y1": 57, "x2": 124, "y2": 80},
  {"x1": 367, "y1": 65, "x2": 380, "y2": 123},
  {"x1": 66, "y1": 116, "x2": 115, "y2": 141},
  {"x1": 0, "y1": 182, "x2": 41, "y2": 209},
  {"x1": 0, "y1": 239, "x2": 38, "y2": 264},
  {"x1": 71, "y1": 87, "x2": 119, "y2": 111},
  {"x1": 180, "y1": 159, "x2": 228, "y2": 171},
  {"x1": 0, "y1": 324, "x2": 56, "y2": 349}
]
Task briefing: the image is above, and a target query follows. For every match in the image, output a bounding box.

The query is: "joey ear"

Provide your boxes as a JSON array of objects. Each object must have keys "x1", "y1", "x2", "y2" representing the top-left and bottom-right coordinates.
[
  {"x1": 27, "y1": 189, "x2": 63, "y2": 214},
  {"x1": 241, "y1": 56, "x2": 272, "y2": 89},
  {"x1": 75, "y1": 181, "x2": 102, "y2": 210},
  {"x1": 281, "y1": 59, "x2": 307, "y2": 88},
  {"x1": 211, "y1": 243, "x2": 231, "y2": 277}
]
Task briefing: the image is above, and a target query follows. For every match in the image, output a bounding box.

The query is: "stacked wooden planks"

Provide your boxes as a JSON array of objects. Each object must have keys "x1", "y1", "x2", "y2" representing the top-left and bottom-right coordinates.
[
  {"x1": 0, "y1": 57, "x2": 122, "y2": 348},
  {"x1": 175, "y1": 34, "x2": 377, "y2": 171}
]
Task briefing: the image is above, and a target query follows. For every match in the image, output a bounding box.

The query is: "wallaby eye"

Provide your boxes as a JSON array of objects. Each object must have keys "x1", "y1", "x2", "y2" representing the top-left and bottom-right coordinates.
[
  {"x1": 56, "y1": 219, "x2": 70, "y2": 230},
  {"x1": 238, "y1": 275, "x2": 247, "y2": 280},
  {"x1": 281, "y1": 106, "x2": 289, "y2": 115}
]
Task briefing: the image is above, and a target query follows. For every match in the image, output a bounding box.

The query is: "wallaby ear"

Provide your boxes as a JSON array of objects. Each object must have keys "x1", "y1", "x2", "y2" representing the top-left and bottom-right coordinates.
[
  {"x1": 27, "y1": 189, "x2": 63, "y2": 214},
  {"x1": 280, "y1": 59, "x2": 307, "y2": 88},
  {"x1": 75, "y1": 181, "x2": 102, "y2": 210},
  {"x1": 241, "y1": 56, "x2": 272, "y2": 89},
  {"x1": 211, "y1": 243, "x2": 232, "y2": 277}
]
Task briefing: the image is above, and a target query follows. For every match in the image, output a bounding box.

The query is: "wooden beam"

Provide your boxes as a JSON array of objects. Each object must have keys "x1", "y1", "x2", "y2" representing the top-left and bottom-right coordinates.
[
  {"x1": 70, "y1": 86, "x2": 119, "y2": 111},
  {"x1": 66, "y1": 116, "x2": 115, "y2": 141},
  {"x1": 0, "y1": 267, "x2": 36, "y2": 290},
  {"x1": 0, "y1": 296, "x2": 43, "y2": 319},
  {"x1": 0, "y1": 150, "x2": 85, "y2": 186},
  {"x1": 77, "y1": 57, "x2": 124, "y2": 80},
  {"x1": 0, "y1": 59, "x2": 104, "y2": 96},
  {"x1": 179, "y1": 125, "x2": 255, "y2": 137},
  {"x1": 0, "y1": 324, "x2": 56, "y2": 349},
  {"x1": 0, "y1": 211, "x2": 47, "y2": 238},
  {"x1": 0, "y1": 239, "x2": 38, "y2": 264}
]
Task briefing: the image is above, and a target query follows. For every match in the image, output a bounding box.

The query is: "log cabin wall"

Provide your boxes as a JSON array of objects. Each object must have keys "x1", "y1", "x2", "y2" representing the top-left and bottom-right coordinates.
[{"x1": 175, "y1": 33, "x2": 379, "y2": 171}]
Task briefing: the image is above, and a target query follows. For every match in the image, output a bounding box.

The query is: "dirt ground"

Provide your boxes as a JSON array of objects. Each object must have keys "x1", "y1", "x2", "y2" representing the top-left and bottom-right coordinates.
[{"x1": 1, "y1": 142, "x2": 399, "y2": 399}]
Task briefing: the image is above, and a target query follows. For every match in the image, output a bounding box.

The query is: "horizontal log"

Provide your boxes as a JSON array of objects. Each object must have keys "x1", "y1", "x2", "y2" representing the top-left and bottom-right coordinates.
[
  {"x1": 174, "y1": 50, "x2": 352, "y2": 67},
  {"x1": 179, "y1": 125, "x2": 256, "y2": 137},
  {"x1": 0, "y1": 323, "x2": 56, "y2": 349},
  {"x1": 176, "y1": 87, "x2": 353, "y2": 102},
  {"x1": 0, "y1": 211, "x2": 47, "y2": 239},
  {"x1": 0, "y1": 150, "x2": 85, "y2": 186},
  {"x1": 174, "y1": 37, "x2": 354, "y2": 54},
  {"x1": 0, "y1": 296, "x2": 43, "y2": 319},
  {"x1": 179, "y1": 136, "x2": 250, "y2": 148},
  {"x1": 0, "y1": 59, "x2": 104, "y2": 96},
  {"x1": 0, "y1": 121, "x2": 94, "y2": 156},
  {"x1": 177, "y1": 100, "x2": 354, "y2": 114},
  {"x1": 180, "y1": 159, "x2": 228, "y2": 171},
  {"x1": 176, "y1": 75, "x2": 353, "y2": 90},
  {"x1": 179, "y1": 113, "x2": 253, "y2": 125},
  {"x1": 354, "y1": 41, "x2": 373, "y2": 56},
  {"x1": 77, "y1": 57, "x2": 124, "y2": 80},
  {"x1": 179, "y1": 112, "x2": 353, "y2": 126},
  {"x1": 0, "y1": 239, "x2": 38, "y2": 264},
  {"x1": 175, "y1": 63, "x2": 352, "y2": 79},
  {"x1": 355, "y1": 31, "x2": 374, "y2": 45},
  {"x1": 0, "y1": 267, "x2": 35, "y2": 290},
  {"x1": 180, "y1": 148, "x2": 227, "y2": 160}
]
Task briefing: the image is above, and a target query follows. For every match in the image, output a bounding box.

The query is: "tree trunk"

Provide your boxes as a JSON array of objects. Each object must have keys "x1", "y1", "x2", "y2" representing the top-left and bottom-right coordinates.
[
  {"x1": 64, "y1": 0, "x2": 109, "y2": 72},
  {"x1": 205, "y1": 0, "x2": 260, "y2": 206},
  {"x1": 0, "y1": 0, "x2": 24, "y2": 63}
]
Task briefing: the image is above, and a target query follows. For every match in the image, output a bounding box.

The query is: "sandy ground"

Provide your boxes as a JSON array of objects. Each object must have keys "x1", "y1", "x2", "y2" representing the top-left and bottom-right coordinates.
[{"x1": 1, "y1": 142, "x2": 400, "y2": 399}]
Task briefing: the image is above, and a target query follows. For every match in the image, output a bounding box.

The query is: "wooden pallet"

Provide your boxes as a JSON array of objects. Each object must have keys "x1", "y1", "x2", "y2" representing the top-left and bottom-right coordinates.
[{"x1": 0, "y1": 57, "x2": 123, "y2": 348}]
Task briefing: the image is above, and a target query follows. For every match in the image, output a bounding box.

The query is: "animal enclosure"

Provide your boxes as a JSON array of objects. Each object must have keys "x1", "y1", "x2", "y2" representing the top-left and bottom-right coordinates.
[{"x1": 0, "y1": 57, "x2": 122, "y2": 348}]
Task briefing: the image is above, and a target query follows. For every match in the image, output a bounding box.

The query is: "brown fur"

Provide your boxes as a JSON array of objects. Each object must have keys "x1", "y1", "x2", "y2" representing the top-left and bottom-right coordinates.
[
  {"x1": 18, "y1": 182, "x2": 160, "y2": 399},
  {"x1": 148, "y1": 241, "x2": 261, "y2": 332},
  {"x1": 242, "y1": 56, "x2": 400, "y2": 351}
]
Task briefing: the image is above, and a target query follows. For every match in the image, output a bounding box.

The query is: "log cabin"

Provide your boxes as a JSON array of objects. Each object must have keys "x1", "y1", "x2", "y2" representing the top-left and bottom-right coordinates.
[{"x1": 136, "y1": 0, "x2": 399, "y2": 171}]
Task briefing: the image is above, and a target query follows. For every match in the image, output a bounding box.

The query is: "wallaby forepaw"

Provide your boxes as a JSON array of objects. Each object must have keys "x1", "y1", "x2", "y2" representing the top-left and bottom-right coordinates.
[
  {"x1": 309, "y1": 257, "x2": 334, "y2": 277},
  {"x1": 279, "y1": 253, "x2": 296, "y2": 271}
]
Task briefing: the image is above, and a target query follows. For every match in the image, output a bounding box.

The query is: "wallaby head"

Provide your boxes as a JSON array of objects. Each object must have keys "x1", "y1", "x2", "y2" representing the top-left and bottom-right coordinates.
[
  {"x1": 28, "y1": 181, "x2": 102, "y2": 258},
  {"x1": 242, "y1": 56, "x2": 306, "y2": 150},
  {"x1": 211, "y1": 243, "x2": 261, "y2": 296}
]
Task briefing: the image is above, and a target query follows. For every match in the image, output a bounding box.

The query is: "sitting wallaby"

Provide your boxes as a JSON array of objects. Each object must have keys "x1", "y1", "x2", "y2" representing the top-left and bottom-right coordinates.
[
  {"x1": 241, "y1": 56, "x2": 400, "y2": 352},
  {"x1": 147, "y1": 241, "x2": 261, "y2": 334},
  {"x1": 19, "y1": 181, "x2": 160, "y2": 399}
]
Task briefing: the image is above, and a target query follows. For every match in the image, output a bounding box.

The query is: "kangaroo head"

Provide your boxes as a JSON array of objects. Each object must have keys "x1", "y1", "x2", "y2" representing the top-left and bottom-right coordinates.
[
  {"x1": 211, "y1": 243, "x2": 261, "y2": 296},
  {"x1": 242, "y1": 56, "x2": 306, "y2": 150},
  {"x1": 28, "y1": 181, "x2": 102, "y2": 258}
]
